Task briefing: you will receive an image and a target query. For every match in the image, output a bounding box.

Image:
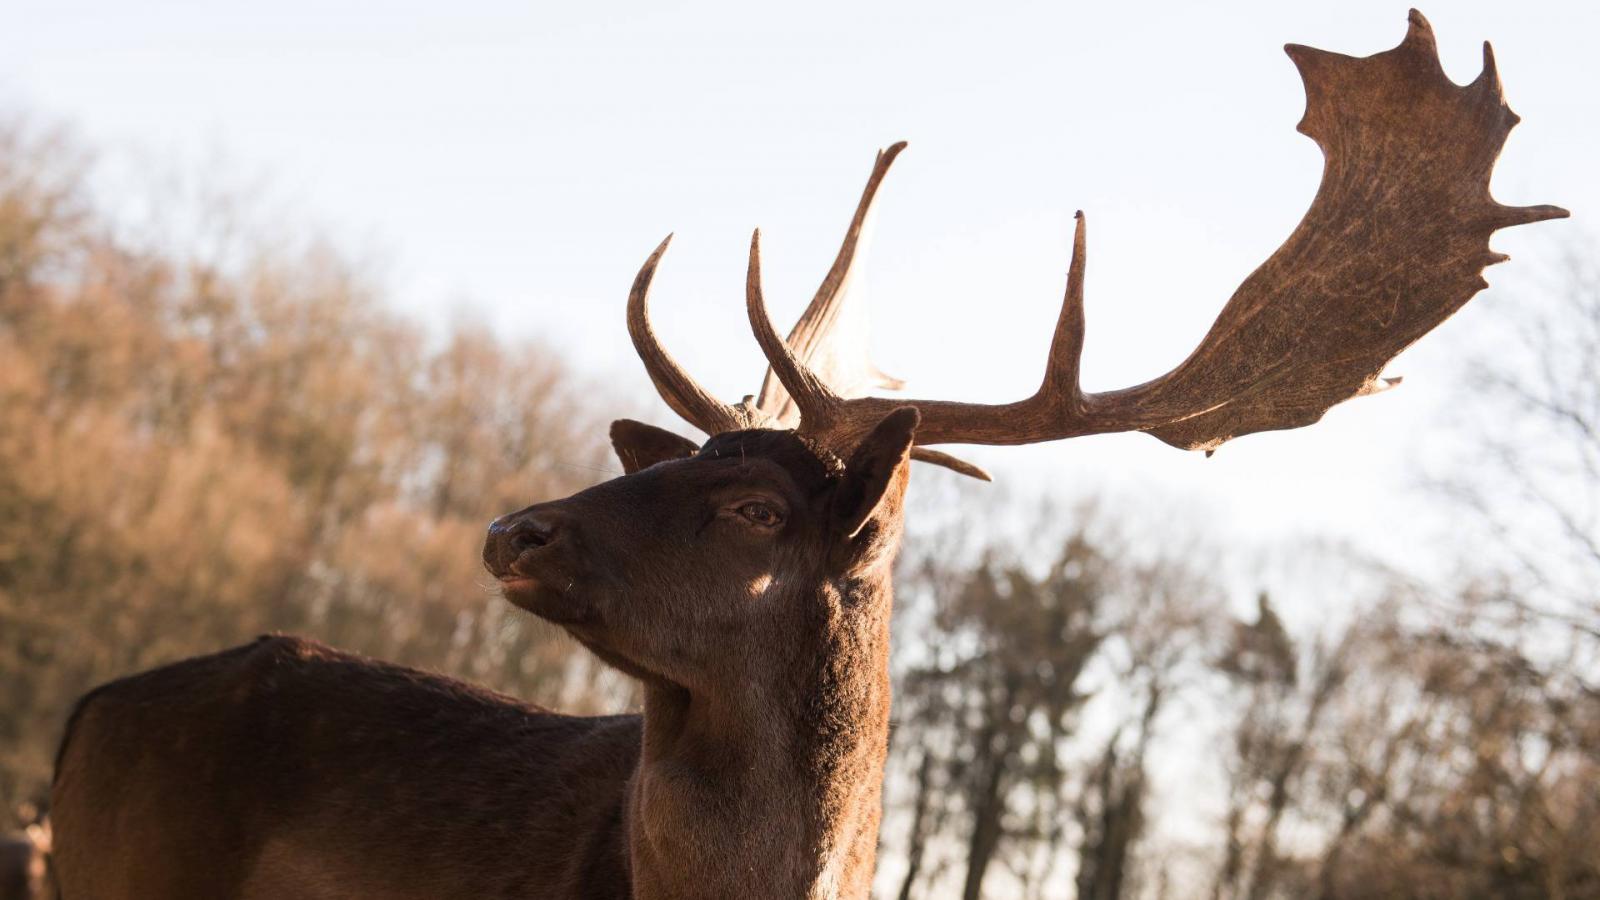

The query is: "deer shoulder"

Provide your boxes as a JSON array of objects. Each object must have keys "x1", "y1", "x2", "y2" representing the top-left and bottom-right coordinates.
[{"x1": 53, "y1": 636, "x2": 641, "y2": 900}]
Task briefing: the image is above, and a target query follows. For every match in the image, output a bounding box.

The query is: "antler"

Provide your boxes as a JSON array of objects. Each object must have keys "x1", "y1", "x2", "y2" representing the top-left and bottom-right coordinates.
[
  {"x1": 628, "y1": 143, "x2": 991, "y2": 479},
  {"x1": 627, "y1": 235, "x2": 760, "y2": 436},
  {"x1": 745, "y1": 9, "x2": 1567, "y2": 458},
  {"x1": 752, "y1": 143, "x2": 908, "y2": 427}
]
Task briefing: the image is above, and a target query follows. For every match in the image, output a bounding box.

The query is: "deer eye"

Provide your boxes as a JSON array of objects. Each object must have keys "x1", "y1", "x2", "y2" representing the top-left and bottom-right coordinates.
[{"x1": 735, "y1": 501, "x2": 783, "y2": 528}]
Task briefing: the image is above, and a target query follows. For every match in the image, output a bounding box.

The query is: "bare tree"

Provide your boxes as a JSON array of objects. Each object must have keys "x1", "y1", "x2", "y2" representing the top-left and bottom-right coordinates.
[
  {"x1": 1076, "y1": 550, "x2": 1220, "y2": 900},
  {"x1": 1211, "y1": 594, "x2": 1358, "y2": 900},
  {"x1": 891, "y1": 528, "x2": 1110, "y2": 900},
  {"x1": 1204, "y1": 579, "x2": 1600, "y2": 900},
  {"x1": 887, "y1": 503, "x2": 1222, "y2": 900},
  {"x1": 1427, "y1": 239, "x2": 1600, "y2": 637}
]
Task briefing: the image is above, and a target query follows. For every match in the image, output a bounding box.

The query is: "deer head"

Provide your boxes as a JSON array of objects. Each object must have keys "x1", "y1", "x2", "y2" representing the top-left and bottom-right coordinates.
[
  {"x1": 483, "y1": 139, "x2": 952, "y2": 702},
  {"x1": 482, "y1": 410, "x2": 918, "y2": 694}
]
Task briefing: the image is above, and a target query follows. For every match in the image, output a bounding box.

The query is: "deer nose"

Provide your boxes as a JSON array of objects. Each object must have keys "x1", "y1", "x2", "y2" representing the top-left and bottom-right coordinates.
[
  {"x1": 504, "y1": 516, "x2": 558, "y2": 553},
  {"x1": 484, "y1": 511, "x2": 565, "y2": 577}
]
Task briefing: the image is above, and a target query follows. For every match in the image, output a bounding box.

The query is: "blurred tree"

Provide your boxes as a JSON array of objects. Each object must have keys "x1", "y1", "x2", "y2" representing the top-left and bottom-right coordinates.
[
  {"x1": 887, "y1": 500, "x2": 1222, "y2": 900},
  {"x1": 1428, "y1": 241, "x2": 1600, "y2": 637},
  {"x1": 888, "y1": 529, "x2": 1110, "y2": 900},
  {"x1": 1204, "y1": 585, "x2": 1600, "y2": 900},
  {"x1": 1211, "y1": 595, "x2": 1355, "y2": 900},
  {"x1": 1311, "y1": 593, "x2": 1600, "y2": 898},
  {"x1": 0, "y1": 119, "x2": 619, "y2": 822},
  {"x1": 1075, "y1": 551, "x2": 1218, "y2": 900}
]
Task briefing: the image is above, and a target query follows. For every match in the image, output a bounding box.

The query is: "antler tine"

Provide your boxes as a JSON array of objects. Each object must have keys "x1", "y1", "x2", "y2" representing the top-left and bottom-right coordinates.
[
  {"x1": 754, "y1": 143, "x2": 910, "y2": 426},
  {"x1": 1033, "y1": 211, "x2": 1091, "y2": 417},
  {"x1": 746, "y1": 231, "x2": 993, "y2": 479},
  {"x1": 628, "y1": 159, "x2": 989, "y2": 480},
  {"x1": 743, "y1": 150, "x2": 995, "y2": 479},
  {"x1": 745, "y1": 229, "x2": 844, "y2": 428},
  {"x1": 910, "y1": 448, "x2": 992, "y2": 481},
  {"x1": 628, "y1": 235, "x2": 754, "y2": 436},
  {"x1": 744, "y1": 211, "x2": 1108, "y2": 449}
]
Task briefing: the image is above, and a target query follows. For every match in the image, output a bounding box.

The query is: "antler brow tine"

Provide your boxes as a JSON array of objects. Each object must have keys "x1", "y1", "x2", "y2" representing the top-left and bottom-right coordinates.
[{"x1": 626, "y1": 234, "x2": 750, "y2": 436}]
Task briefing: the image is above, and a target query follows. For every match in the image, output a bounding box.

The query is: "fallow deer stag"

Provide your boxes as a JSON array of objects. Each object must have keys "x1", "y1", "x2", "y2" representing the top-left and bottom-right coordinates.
[{"x1": 51, "y1": 11, "x2": 1564, "y2": 900}]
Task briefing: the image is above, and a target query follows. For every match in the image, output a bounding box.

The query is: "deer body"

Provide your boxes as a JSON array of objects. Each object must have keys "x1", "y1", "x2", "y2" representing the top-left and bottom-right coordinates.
[
  {"x1": 54, "y1": 637, "x2": 641, "y2": 899},
  {"x1": 54, "y1": 426, "x2": 912, "y2": 900},
  {"x1": 52, "y1": 583, "x2": 897, "y2": 900},
  {"x1": 50, "y1": 12, "x2": 1564, "y2": 899}
]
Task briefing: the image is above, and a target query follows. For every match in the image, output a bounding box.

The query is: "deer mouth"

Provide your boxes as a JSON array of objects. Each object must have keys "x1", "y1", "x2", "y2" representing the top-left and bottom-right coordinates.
[
  {"x1": 497, "y1": 567, "x2": 596, "y2": 625},
  {"x1": 497, "y1": 558, "x2": 559, "y2": 596}
]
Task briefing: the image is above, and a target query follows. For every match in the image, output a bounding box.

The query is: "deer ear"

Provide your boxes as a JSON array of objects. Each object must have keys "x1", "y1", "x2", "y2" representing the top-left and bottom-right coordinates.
[
  {"x1": 610, "y1": 419, "x2": 700, "y2": 474},
  {"x1": 834, "y1": 407, "x2": 920, "y2": 538}
]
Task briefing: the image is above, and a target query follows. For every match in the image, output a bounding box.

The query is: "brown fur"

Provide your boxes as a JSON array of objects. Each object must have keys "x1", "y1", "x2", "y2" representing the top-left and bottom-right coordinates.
[
  {"x1": 55, "y1": 637, "x2": 640, "y2": 899},
  {"x1": 52, "y1": 413, "x2": 918, "y2": 899}
]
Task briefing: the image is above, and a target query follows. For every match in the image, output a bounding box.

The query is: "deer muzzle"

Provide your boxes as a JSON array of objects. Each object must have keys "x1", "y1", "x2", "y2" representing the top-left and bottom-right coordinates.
[{"x1": 483, "y1": 508, "x2": 567, "y2": 581}]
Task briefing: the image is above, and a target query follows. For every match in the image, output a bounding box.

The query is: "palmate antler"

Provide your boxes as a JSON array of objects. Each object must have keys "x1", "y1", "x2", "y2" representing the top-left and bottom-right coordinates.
[{"x1": 634, "y1": 10, "x2": 1566, "y2": 476}]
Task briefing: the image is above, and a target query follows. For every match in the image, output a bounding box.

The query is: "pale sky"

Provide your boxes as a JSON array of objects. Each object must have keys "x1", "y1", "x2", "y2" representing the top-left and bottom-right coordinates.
[{"x1": 5, "y1": 0, "x2": 1593, "y2": 613}]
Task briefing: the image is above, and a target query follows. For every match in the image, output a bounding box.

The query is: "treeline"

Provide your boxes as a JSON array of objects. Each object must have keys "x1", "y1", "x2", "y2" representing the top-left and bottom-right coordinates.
[
  {"x1": 0, "y1": 120, "x2": 624, "y2": 817},
  {"x1": 877, "y1": 241, "x2": 1600, "y2": 897},
  {"x1": 1, "y1": 121, "x2": 1596, "y2": 899},
  {"x1": 883, "y1": 504, "x2": 1600, "y2": 898}
]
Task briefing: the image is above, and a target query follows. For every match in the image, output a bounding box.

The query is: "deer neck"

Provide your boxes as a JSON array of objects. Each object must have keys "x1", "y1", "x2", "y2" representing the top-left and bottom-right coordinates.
[{"x1": 627, "y1": 568, "x2": 895, "y2": 900}]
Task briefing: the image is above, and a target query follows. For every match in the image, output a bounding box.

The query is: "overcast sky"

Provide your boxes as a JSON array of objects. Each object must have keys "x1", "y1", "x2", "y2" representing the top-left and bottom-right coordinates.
[{"x1": 4, "y1": 0, "x2": 1592, "y2": 613}]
